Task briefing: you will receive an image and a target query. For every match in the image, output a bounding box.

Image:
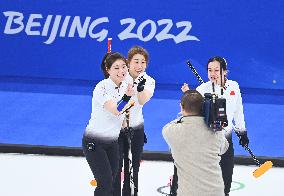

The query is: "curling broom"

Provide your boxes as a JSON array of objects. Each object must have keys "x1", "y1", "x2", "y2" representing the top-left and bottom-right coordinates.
[
  {"x1": 187, "y1": 60, "x2": 273, "y2": 178},
  {"x1": 246, "y1": 146, "x2": 273, "y2": 178}
]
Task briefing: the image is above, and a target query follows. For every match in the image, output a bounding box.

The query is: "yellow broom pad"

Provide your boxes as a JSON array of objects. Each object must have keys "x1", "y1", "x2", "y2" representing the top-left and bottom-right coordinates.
[
  {"x1": 253, "y1": 161, "x2": 273, "y2": 178},
  {"x1": 90, "y1": 179, "x2": 97, "y2": 186}
]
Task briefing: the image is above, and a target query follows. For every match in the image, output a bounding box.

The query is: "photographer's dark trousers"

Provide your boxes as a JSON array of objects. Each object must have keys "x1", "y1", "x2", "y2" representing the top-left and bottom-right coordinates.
[
  {"x1": 170, "y1": 165, "x2": 178, "y2": 196},
  {"x1": 220, "y1": 135, "x2": 234, "y2": 195},
  {"x1": 113, "y1": 124, "x2": 146, "y2": 196},
  {"x1": 82, "y1": 135, "x2": 119, "y2": 196}
]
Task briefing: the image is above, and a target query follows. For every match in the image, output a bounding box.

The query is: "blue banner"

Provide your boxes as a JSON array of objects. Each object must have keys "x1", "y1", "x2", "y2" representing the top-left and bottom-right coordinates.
[{"x1": 1, "y1": 0, "x2": 283, "y2": 89}]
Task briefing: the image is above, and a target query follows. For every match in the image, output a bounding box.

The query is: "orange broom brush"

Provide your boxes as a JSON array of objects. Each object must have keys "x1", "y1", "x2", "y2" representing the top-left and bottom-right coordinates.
[
  {"x1": 253, "y1": 160, "x2": 273, "y2": 178},
  {"x1": 90, "y1": 179, "x2": 97, "y2": 186}
]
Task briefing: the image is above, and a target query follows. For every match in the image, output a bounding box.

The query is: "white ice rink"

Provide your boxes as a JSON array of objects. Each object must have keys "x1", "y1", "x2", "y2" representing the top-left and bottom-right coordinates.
[{"x1": 0, "y1": 153, "x2": 283, "y2": 196}]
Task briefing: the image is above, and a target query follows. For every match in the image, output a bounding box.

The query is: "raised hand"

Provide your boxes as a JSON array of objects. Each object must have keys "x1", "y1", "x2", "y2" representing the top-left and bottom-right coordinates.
[
  {"x1": 181, "y1": 83, "x2": 190, "y2": 93},
  {"x1": 125, "y1": 83, "x2": 135, "y2": 97}
]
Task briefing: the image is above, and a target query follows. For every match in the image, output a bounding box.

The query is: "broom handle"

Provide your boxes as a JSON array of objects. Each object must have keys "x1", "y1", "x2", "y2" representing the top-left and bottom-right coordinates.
[
  {"x1": 186, "y1": 60, "x2": 204, "y2": 84},
  {"x1": 244, "y1": 145, "x2": 261, "y2": 166},
  {"x1": 107, "y1": 38, "x2": 112, "y2": 53},
  {"x1": 232, "y1": 125, "x2": 261, "y2": 167}
]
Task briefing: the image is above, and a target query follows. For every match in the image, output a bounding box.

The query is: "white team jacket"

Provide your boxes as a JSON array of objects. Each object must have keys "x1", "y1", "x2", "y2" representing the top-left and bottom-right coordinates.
[{"x1": 85, "y1": 78, "x2": 127, "y2": 139}]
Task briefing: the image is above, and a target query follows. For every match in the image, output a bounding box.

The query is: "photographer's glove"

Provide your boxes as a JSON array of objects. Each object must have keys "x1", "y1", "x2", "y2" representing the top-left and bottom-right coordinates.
[
  {"x1": 236, "y1": 131, "x2": 249, "y2": 147},
  {"x1": 137, "y1": 78, "x2": 146, "y2": 92}
]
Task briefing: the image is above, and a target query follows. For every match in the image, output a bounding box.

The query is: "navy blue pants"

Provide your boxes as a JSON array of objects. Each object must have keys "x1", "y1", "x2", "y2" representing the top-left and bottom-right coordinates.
[
  {"x1": 220, "y1": 136, "x2": 234, "y2": 195},
  {"x1": 82, "y1": 135, "x2": 119, "y2": 196}
]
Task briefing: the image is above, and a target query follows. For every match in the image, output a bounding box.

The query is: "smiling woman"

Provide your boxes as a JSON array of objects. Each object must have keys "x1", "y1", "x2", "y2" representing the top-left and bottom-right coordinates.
[
  {"x1": 82, "y1": 52, "x2": 135, "y2": 196},
  {"x1": 180, "y1": 56, "x2": 249, "y2": 196},
  {"x1": 113, "y1": 46, "x2": 156, "y2": 196}
]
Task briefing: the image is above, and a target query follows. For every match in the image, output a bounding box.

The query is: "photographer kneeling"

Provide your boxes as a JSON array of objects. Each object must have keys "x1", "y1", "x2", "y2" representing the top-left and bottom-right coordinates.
[{"x1": 162, "y1": 90, "x2": 229, "y2": 196}]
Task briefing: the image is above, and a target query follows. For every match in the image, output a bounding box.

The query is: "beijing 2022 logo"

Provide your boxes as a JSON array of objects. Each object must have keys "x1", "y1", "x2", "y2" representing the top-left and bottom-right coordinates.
[{"x1": 2, "y1": 11, "x2": 200, "y2": 45}]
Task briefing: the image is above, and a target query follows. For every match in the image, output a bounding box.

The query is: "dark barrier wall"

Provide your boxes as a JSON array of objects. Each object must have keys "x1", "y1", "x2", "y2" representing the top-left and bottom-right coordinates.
[{"x1": 1, "y1": 0, "x2": 283, "y2": 89}]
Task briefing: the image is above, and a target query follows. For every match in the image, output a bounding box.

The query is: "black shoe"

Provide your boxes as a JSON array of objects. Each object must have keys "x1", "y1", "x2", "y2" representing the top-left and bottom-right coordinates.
[{"x1": 225, "y1": 194, "x2": 229, "y2": 196}]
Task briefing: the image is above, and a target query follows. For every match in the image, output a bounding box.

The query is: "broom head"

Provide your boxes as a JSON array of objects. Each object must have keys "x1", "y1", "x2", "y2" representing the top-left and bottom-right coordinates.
[{"x1": 253, "y1": 161, "x2": 273, "y2": 178}]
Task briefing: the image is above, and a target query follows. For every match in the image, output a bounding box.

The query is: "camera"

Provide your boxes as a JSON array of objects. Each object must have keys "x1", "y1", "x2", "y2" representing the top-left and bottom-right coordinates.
[{"x1": 203, "y1": 93, "x2": 228, "y2": 131}]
